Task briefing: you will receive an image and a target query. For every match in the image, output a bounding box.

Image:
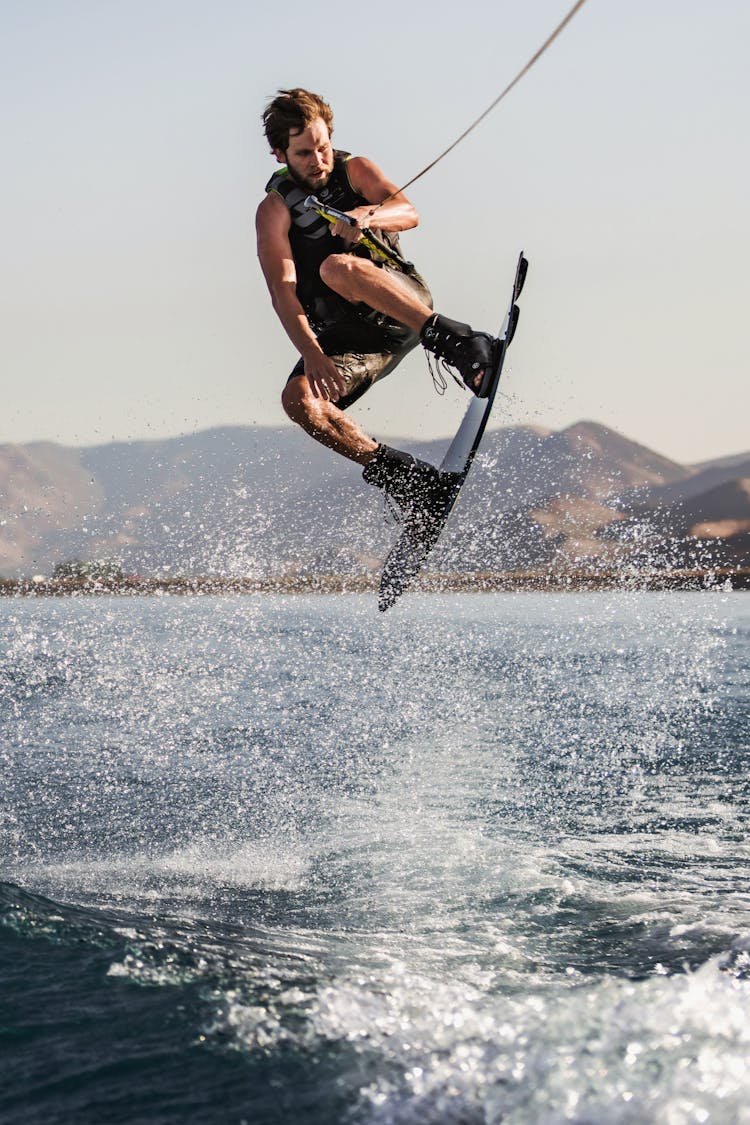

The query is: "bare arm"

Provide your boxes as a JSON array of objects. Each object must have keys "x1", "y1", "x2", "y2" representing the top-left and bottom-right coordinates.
[
  {"x1": 256, "y1": 193, "x2": 347, "y2": 401},
  {"x1": 330, "y1": 156, "x2": 418, "y2": 241}
]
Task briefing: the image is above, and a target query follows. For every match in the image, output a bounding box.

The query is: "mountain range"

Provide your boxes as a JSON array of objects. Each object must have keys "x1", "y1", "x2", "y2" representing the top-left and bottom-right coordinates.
[{"x1": 0, "y1": 421, "x2": 748, "y2": 578}]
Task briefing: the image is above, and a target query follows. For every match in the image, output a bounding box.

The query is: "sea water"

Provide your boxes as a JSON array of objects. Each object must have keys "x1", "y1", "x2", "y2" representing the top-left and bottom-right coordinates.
[{"x1": 1, "y1": 591, "x2": 749, "y2": 1124}]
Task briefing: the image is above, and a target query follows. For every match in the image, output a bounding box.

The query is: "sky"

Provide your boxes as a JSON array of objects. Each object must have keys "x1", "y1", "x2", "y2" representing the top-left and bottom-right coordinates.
[{"x1": 2, "y1": 0, "x2": 748, "y2": 465}]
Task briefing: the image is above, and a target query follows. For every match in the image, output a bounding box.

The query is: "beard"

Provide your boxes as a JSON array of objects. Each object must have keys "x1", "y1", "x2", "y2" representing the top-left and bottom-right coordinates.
[{"x1": 287, "y1": 164, "x2": 332, "y2": 194}]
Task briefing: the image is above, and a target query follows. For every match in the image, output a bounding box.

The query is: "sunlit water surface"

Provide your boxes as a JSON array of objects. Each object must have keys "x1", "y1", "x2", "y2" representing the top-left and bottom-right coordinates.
[{"x1": 1, "y1": 592, "x2": 749, "y2": 1124}]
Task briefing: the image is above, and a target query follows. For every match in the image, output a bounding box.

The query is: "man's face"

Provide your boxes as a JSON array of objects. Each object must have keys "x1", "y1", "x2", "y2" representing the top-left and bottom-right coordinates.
[{"x1": 275, "y1": 117, "x2": 334, "y2": 193}]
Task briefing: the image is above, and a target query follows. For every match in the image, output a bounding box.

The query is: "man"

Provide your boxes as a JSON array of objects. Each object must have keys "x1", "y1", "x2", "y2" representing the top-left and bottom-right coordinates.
[{"x1": 256, "y1": 88, "x2": 498, "y2": 517}]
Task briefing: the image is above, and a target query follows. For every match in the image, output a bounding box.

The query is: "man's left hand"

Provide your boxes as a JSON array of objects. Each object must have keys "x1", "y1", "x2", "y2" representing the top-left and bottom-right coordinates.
[{"x1": 331, "y1": 206, "x2": 373, "y2": 244}]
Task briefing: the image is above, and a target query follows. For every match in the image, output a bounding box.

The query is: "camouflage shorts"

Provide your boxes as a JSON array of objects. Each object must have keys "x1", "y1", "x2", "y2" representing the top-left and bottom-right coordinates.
[
  {"x1": 287, "y1": 268, "x2": 432, "y2": 410},
  {"x1": 289, "y1": 347, "x2": 417, "y2": 411}
]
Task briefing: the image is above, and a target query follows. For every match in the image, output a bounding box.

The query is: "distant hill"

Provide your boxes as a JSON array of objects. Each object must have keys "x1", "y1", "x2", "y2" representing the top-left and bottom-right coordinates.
[
  {"x1": 600, "y1": 477, "x2": 750, "y2": 568},
  {"x1": 0, "y1": 422, "x2": 747, "y2": 578}
]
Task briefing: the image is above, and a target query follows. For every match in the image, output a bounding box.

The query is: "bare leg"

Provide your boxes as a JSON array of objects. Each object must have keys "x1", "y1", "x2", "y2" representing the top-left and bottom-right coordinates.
[
  {"x1": 319, "y1": 255, "x2": 433, "y2": 333},
  {"x1": 320, "y1": 254, "x2": 490, "y2": 392},
  {"x1": 282, "y1": 375, "x2": 378, "y2": 465}
]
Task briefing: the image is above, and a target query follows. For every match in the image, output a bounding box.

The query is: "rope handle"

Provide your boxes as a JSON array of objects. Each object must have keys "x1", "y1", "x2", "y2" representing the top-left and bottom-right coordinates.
[{"x1": 303, "y1": 195, "x2": 415, "y2": 274}]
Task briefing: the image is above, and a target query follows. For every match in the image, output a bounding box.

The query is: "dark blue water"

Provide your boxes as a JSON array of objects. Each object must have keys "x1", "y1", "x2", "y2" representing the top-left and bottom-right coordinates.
[{"x1": 2, "y1": 592, "x2": 749, "y2": 1124}]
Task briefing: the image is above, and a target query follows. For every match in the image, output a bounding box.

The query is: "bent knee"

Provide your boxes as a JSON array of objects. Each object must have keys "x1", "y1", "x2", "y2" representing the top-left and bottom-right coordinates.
[
  {"x1": 319, "y1": 252, "x2": 362, "y2": 289},
  {"x1": 281, "y1": 376, "x2": 314, "y2": 423}
]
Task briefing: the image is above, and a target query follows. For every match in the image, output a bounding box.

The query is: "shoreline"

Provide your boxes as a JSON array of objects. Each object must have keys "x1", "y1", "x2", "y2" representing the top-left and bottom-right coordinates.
[{"x1": 1, "y1": 568, "x2": 748, "y2": 597}]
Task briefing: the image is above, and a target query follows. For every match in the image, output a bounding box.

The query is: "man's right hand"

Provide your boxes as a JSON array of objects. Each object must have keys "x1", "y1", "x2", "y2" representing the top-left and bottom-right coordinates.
[{"x1": 301, "y1": 345, "x2": 348, "y2": 402}]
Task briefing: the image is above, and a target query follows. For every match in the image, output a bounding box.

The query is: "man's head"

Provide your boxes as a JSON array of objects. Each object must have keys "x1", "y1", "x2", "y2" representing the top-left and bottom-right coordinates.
[{"x1": 262, "y1": 88, "x2": 335, "y2": 192}]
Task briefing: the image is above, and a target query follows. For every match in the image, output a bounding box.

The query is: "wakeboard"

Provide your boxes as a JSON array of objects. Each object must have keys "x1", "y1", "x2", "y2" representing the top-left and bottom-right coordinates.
[{"x1": 378, "y1": 252, "x2": 529, "y2": 612}]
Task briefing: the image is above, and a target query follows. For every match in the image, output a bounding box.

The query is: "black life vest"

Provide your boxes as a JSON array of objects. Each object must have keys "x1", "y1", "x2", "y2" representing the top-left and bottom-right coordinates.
[{"x1": 265, "y1": 151, "x2": 407, "y2": 334}]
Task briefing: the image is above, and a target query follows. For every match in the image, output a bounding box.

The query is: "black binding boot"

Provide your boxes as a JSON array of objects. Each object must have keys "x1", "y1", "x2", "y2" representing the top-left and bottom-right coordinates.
[
  {"x1": 420, "y1": 314, "x2": 497, "y2": 398},
  {"x1": 363, "y1": 444, "x2": 458, "y2": 523}
]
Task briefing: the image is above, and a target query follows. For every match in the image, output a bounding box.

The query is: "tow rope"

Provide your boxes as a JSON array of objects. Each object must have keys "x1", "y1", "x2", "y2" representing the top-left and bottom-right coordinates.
[{"x1": 370, "y1": 0, "x2": 591, "y2": 215}]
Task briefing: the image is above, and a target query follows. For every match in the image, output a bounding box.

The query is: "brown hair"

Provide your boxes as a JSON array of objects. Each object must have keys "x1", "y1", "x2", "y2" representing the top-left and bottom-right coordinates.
[{"x1": 262, "y1": 88, "x2": 334, "y2": 154}]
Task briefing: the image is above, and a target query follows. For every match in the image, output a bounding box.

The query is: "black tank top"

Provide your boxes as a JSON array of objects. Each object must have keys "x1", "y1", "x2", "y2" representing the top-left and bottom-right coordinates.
[{"x1": 265, "y1": 151, "x2": 410, "y2": 336}]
